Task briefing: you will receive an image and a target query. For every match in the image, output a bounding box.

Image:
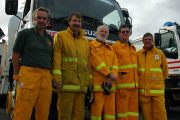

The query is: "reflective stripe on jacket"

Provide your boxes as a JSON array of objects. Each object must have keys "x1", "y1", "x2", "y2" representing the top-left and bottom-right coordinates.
[
  {"x1": 113, "y1": 41, "x2": 138, "y2": 89},
  {"x1": 137, "y1": 46, "x2": 168, "y2": 96},
  {"x1": 52, "y1": 27, "x2": 91, "y2": 92}
]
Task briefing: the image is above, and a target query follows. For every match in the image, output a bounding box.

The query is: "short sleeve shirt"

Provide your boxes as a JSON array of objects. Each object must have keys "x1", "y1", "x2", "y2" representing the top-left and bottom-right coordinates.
[{"x1": 13, "y1": 27, "x2": 53, "y2": 69}]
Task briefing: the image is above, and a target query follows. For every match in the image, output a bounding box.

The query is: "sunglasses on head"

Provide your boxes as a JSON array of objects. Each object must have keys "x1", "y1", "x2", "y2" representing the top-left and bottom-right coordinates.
[
  {"x1": 121, "y1": 30, "x2": 130, "y2": 34},
  {"x1": 37, "y1": 16, "x2": 47, "y2": 20}
]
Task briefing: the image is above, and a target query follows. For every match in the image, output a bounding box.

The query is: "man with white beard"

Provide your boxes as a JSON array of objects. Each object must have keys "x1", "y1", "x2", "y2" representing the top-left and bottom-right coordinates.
[{"x1": 90, "y1": 25, "x2": 118, "y2": 120}]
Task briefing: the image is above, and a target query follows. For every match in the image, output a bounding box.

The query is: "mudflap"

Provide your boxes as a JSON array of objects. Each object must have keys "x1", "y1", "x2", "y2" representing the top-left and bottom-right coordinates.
[
  {"x1": 6, "y1": 91, "x2": 13, "y2": 113},
  {"x1": 0, "y1": 93, "x2": 7, "y2": 108}
]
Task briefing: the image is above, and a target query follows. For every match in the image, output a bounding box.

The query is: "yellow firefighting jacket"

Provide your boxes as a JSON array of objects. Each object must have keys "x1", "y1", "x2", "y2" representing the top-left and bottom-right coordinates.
[
  {"x1": 137, "y1": 46, "x2": 168, "y2": 96},
  {"x1": 52, "y1": 27, "x2": 91, "y2": 92},
  {"x1": 113, "y1": 41, "x2": 138, "y2": 89},
  {"x1": 90, "y1": 40, "x2": 118, "y2": 92}
]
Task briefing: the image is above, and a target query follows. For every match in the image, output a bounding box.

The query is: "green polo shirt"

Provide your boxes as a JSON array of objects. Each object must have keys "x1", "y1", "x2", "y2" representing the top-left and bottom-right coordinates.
[{"x1": 13, "y1": 27, "x2": 53, "y2": 69}]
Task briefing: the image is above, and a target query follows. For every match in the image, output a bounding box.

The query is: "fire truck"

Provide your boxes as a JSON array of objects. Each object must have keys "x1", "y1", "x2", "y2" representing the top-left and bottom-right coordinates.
[{"x1": 1, "y1": 0, "x2": 132, "y2": 119}]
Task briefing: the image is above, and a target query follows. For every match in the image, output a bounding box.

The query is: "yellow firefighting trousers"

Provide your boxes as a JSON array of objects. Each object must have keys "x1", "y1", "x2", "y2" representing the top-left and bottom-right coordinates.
[
  {"x1": 91, "y1": 92, "x2": 115, "y2": 120},
  {"x1": 13, "y1": 66, "x2": 52, "y2": 120},
  {"x1": 140, "y1": 95, "x2": 167, "y2": 120},
  {"x1": 57, "y1": 92, "x2": 85, "y2": 120},
  {"x1": 116, "y1": 89, "x2": 138, "y2": 120}
]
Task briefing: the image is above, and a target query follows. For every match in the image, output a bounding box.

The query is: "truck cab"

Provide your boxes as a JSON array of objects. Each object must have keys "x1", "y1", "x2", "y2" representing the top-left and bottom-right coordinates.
[
  {"x1": 155, "y1": 22, "x2": 180, "y2": 110},
  {"x1": 5, "y1": 0, "x2": 132, "y2": 41}
]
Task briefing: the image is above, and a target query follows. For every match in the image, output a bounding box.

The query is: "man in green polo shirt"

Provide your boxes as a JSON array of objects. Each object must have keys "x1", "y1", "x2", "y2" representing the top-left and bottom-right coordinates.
[{"x1": 12, "y1": 7, "x2": 53, "y2": 120}]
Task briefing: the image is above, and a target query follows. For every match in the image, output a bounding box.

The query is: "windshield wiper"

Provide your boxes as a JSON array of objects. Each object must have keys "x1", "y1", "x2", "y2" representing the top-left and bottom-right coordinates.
[
  {"x1": 82, "y1": 15, "x2": 118, "y2": 33},
  {"x1": 50, "y1": 16, "x2": 68, "y2": 23}
]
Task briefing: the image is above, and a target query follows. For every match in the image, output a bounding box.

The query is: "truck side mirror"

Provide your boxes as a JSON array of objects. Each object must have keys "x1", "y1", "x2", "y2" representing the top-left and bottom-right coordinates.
[
  {"x1": 5, "y1": 0, "x2": 18, "y2": 15},
  {"x1": 0, "y1": 28, "x2": 5, "y2": 39},
  {"x1": 122, "y1": 8, "x2": 132, "y2": 29},
  {"x1": 154, "y1": 33, "x2": 161, "y2": 47},
  {"x1": 122, "y1": 8, "x2": 129, "y2": 18},
  {"x1": 125, "y1": 18, "x2": 132, "y2": 28}
]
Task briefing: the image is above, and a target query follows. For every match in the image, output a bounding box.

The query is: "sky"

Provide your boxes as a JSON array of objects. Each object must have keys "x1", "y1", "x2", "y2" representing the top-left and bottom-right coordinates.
[{"x1": 0, "y1": 0, "x2": 180, "y2": 39}]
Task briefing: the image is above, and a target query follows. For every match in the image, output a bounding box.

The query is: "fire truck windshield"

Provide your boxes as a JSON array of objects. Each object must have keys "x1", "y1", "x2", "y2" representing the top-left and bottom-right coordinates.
[
  {"x1": 160, "y1": 31, "x2": 178, "y2": 59},
  {"x1": 177, "y1": 26, "x2": 180, "y2": 40},
  {"x1": 34, "y1": 0, "x2": 125, "y2": 41}
]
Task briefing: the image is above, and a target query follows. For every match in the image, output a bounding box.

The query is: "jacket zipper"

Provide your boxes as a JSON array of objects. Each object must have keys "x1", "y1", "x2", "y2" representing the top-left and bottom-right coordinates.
[{"x1": 129, "y1": 44, "x2": 137, "y2": 88}]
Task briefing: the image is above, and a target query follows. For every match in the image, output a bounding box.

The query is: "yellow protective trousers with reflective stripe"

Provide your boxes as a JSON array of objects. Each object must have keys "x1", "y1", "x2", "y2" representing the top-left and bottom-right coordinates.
[
  {"x1": 91, "y1": 92, "x2": 115, "y2": 120},
  {"x1": 57, "y1": 92, "x2": 85, "y2": 120},
  {"x1": 116, "y1": 89, "x2": 139, "y2": 120},
  {"x1": 13, "y1": 66, "x2": 52, "y2": 120},
  {"x1": 140, "y1": 95, "x2": 167, "y2": 120}
]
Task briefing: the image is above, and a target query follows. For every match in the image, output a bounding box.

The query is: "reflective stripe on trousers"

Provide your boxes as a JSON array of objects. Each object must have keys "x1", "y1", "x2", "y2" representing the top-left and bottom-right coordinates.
[
  {"x1": 116, "y1": 112, "x2": 139, "y2": 118},
  {"x1": 139, "y1": 89, "x2": 164, "y2": 94}
]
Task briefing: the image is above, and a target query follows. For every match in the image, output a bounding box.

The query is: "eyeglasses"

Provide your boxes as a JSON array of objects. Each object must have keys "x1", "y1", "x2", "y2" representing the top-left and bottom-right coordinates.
[
  {"x1": 37, "y1": 16, "x2": 47, "y2": 20},
  {"x1": 121, "y1": 31, "x2": 130, "y2": 34}
]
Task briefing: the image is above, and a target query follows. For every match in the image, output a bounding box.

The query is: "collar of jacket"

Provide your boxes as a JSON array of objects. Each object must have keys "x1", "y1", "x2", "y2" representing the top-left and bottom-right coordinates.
[
  {"x1": 92, "y1": 39, "x2": 111, "y2": 48},
  {"x1": 141, "y1": 45, "x2": 157, "y2": 54},
  {"x1": 67, "y1": 27, "x2": 85, "y2": 38},
  {"x1": 117, "y1": 40, "x2": 136, "y2": 50}
]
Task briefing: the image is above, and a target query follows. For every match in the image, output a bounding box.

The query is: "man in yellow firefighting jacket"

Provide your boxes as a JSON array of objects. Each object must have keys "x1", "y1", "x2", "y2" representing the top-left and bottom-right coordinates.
[
  {"x1": 90, "y1": 25, "x2": 118, "y2": 120},
  {"x1": 137, "y1": 32, "x2": 168, "y2": 120},
  {"x1": 52, "y1": 12, "x2": 91, "y2": 120},
  {"x1": 113, "y1": 24, "x2": 139, "y2": 120}
]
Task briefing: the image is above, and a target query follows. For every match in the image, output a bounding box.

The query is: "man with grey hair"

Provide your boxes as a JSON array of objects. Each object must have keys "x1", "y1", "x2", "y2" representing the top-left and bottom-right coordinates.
[
  {"x1": 12, "y1": 7, "x2": 53, "y2": 120},
  {"x1": 90, "y1": 25, "x2": 118, "y2": 120}
]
